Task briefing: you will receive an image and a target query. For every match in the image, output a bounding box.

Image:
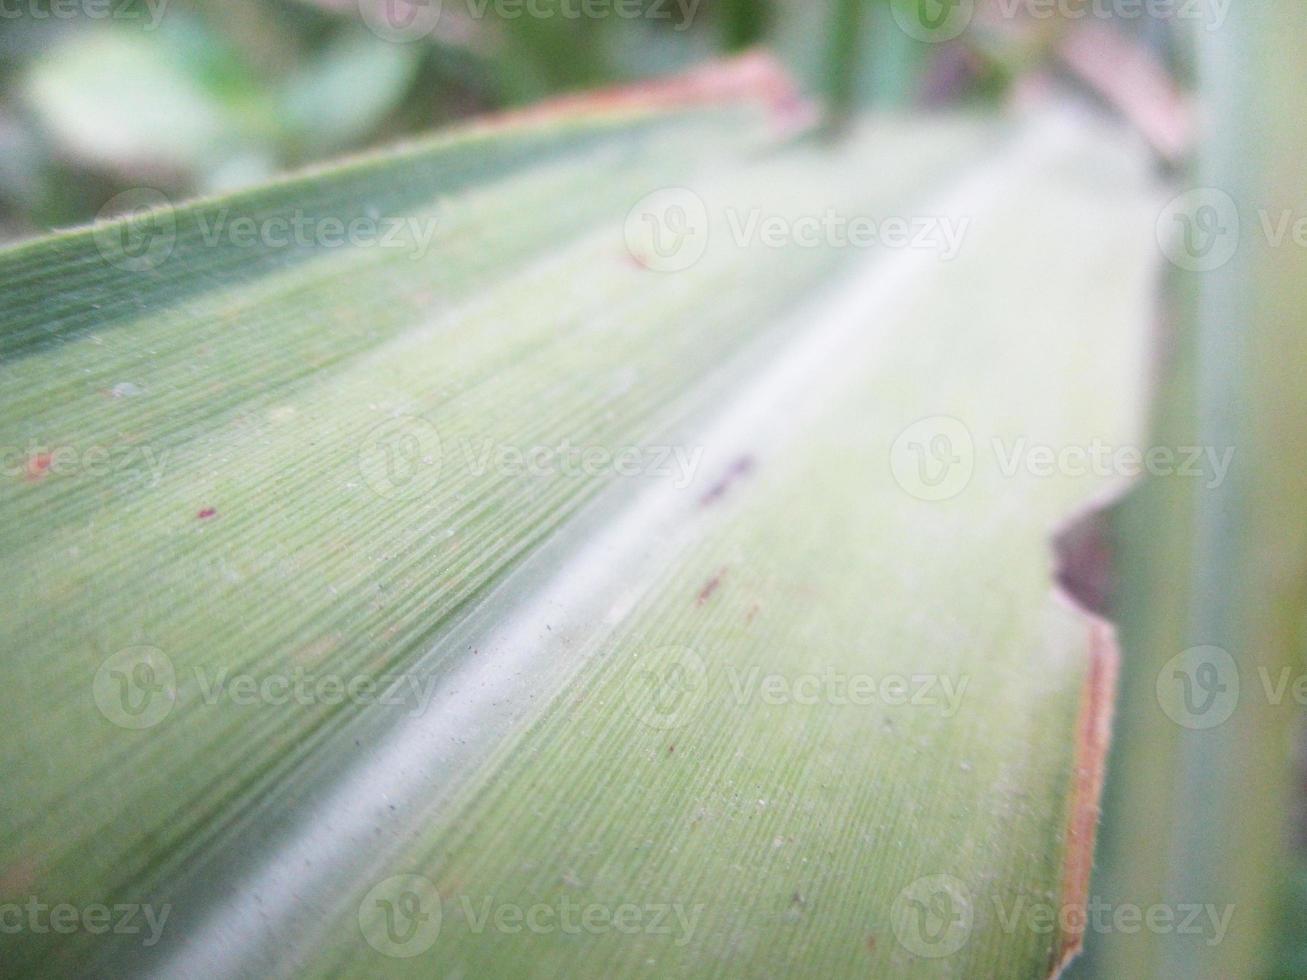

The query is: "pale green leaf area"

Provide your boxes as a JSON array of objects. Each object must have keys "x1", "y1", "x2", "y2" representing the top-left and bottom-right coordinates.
[
  {"x1": 1096, "y1": 7, "x2": 1307, "y2": 978},
  {"x1": 321, "y1": 116, "x2": 1159, "y2": 980},
  {"x1": 0, "y1": 100, "x2": 1159, "y2": 978}
]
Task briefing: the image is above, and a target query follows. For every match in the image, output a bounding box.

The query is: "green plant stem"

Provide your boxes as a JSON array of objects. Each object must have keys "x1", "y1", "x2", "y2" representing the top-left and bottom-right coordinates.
[
  {"x1": 823, "y1": 0, "x2": 865, "y2": 133},
  {"x1": 1098, "y1": 8, "x2": 1307, "y2": 978}
]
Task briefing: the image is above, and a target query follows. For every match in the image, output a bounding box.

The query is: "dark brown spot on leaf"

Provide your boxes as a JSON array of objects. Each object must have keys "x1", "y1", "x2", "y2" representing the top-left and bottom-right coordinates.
[
  {"x1": 697, "y1": 568, "x2": 727, "y2": 605},
  {"x1": 700, "y1": 455, "x2": 756, "y2": 507}
]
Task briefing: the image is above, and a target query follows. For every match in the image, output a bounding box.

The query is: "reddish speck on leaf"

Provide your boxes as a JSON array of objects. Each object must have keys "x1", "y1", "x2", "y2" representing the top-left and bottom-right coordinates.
[
  {"x1": 25, "y1": 453, "x2": 53, "y2": 482},
  {"x1": 197, "y1": 507, "x2": 218, "y2": 520},
  {"x1": 697, "y1": 568, "x2": 727, "y2": 605}
]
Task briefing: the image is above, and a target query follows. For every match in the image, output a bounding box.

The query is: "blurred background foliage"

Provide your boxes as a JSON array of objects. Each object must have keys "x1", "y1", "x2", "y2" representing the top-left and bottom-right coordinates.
[{"x1": 0, "y1": 0, "x2": 1185, "y2": 243}]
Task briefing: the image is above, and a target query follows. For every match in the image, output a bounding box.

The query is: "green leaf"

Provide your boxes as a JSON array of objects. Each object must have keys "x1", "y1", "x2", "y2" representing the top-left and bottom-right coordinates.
[
  {"x1": 0, "y1": 68, "x2": 1157, "y2": 977},
  {"x1": 1097, "y1": 7, "x2": 1307, "y2": 978}
]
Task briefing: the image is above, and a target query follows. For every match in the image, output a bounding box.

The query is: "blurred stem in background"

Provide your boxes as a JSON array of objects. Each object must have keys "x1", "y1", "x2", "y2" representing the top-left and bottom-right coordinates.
[
  {"x1": 1096, "y1": 5, "x2": 1307, "y2": 978},
  {"x1": 720, "y1": 0, "x2": 771, "y2": 50},
  {"x1": 822, "y1": 0, "x2": 865, "y2": 132}
]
